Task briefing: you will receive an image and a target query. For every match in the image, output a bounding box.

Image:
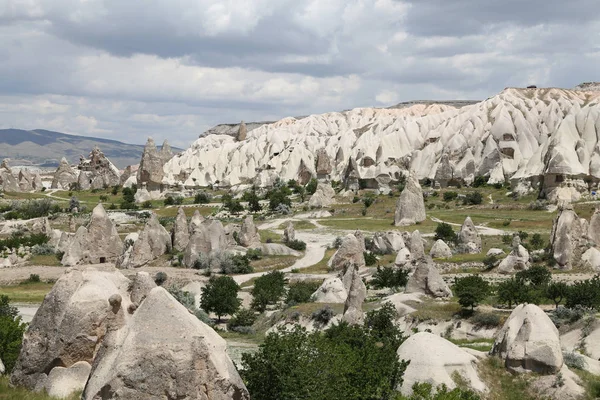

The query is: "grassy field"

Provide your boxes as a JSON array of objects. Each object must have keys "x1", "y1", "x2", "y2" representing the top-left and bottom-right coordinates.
[
  {"x1": 277, "y1": 220, "x2": 317, "y2": 230},
  {"x1": 251, "y1": 255, "x2": 297, "y2": 272},
  {"x1": 0, "y1": 377, "x2": 81, "y2": 400},
  {"x1": 0, "y1": 282, "x2": 54, "y2": 303},
  {"x1": 27, "y1": 254, "x2": 62, "y2": 267}
]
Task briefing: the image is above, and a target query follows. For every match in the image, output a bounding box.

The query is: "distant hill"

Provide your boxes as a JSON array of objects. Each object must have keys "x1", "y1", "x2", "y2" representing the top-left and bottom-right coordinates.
[{"x1": 0, "y1": 129, "x2": 181, "y2": 169}]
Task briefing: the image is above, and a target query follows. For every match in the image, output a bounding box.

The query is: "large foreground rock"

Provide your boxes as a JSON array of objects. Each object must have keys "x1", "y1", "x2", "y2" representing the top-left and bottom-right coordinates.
[
  {"x1": 44, "y1": 361, "x2": 92, "y2": 399},
  {"x1": 405, "y1": 257, "x2": 452, "y2": 298},
  {"x1": 341, "y1": 265, "x2": 366, "y2": 325},
  {"x1": 82, "y1": 287, "x2": 249, "y2": 399},
  {"x1": 11, "y1": 268, "x2": 131, "y2": 391},
  {"x1": 394, "y1": 174, "x2": 426, "y2": 226},
  {"x1": 396, "y1": 332, "x2": 487, "y2": 396},
  {"x1": 491, "y1": 303, "x2": 563, "y2": 374},
  {"x1": 238, "y1": 215, "x2": 261, "y2": 247}
]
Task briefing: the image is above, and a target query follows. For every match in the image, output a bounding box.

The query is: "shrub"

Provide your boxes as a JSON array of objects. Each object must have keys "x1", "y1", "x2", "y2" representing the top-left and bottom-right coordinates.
[
  {"x1": 227, "y1": 308, "x2": 257, "y2": 330},
  {"x1": 473, "y1": 176, "x2": 487, "y2": 188},
  {"x1": 99, "y1": 195, "x2": 109, "y2": 202},
  {"x1": 482, "y1": 254, "x2": 499, "y2": 270},
  {"x1": 194, "y1": 191, "x2": 211, "y2": 204},
  {"x1": 286, "y1": 281, "x2": 320, "y2": 304},
  {"x1": 154, "y1": 271, "x2": 168, "y2": 286},
  {"x1": 167, "y1": 286, "x2": 196, "y2": 310},
  {"x1": 370, "y1": 266, "x2": 409, "y2": 289},
  {"x1": 443, "y1": 191, "x2": 458, "y2": 202},
  {"x1": 352, "y1": 196, "x2": 360, "y2": 203},
  {"x1": 268, "y1": 189, "x2": 291, "y2": 211},
  {"x1": 563, "y1": 352, "x2": 585, "y2": 370},
  {"x1": 565, "y1": 277, "x2": 600, "y2": 310},
  {"x1": 200, "y1": 276, "x2": 241, "y2": 322},
  {"x1": 471, "y1": 312, "x2": 501, "y2": 328},
  {"x1": 305, "y1": 178, "x2": 318, "y2": 195},
  {"x1": 528, "y1": 200, "x2": 548, "y2": 210},
  {"x1": 311, "y1": 306, "x2": 334, "y2": 325},
  {"x1": 0, "y1": 233, "x2": 49, "y2": 252},
  {"x1": 463, "y1": 192, "x2": 483, "y2": 205},
  {"x1": 363, "y1": 251, "x2": 377, "y2": 266},
  {"x1": 3, "y1": 199, "x2": 56, "y2": 219},
  {"x1": 221, "y1": 254, "x2": 254, "y2": 274},
  {"x1": 362, "y1": 194, "x2": 375, "y2": 208},
  {"x1": 141, "y1": 200, "x2": 153, "y2": 209},
  {"x1": 251, "y1": 271, "x2": 286, "y2": 312},
  {"x1": 0, "y1": 295, "x2": 27, "y2": 373},
  {"x1": 434, "y1": 222, "x2": 457, "y2": 244},
  {"x1": 31, "y1": 243, "x2": 55, "y2": 256},
  {"x1": 502, "y1": 234, "x2": 512, "y2": 245},
  {"x1": 164, "y1": 196, "x2": 175, "y2": 206},
  {"x1": 246, "y1": 248, "x2": 263, "y2": 260},
  {"x1": 550, "y1": 305, "x2": 590, "y2": 327},
  {"x1": 530, "y1": 233, "x2": 545, "y2": 250},
  {"x1": 332, "y1": 236, "x2": 343, "y2": 248},
  {"x1": 453, "y1": 275, "x2": 490, "y2": 310},
  {"x1": 287, "y1": 239, "x2": 307, "y2": 251},
  {"x1": 26, "y1": 274, "x2": 41, "y2": 283}
]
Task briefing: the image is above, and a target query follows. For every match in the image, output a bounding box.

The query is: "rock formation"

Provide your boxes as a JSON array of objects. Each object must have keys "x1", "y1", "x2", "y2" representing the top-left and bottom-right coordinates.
[
  {"x1": 312, "y1": 277, "x2": 348, "y2": 303},
  {"x1": 550, "y1": 204, "x2": 587, "y2": 269},
  {"x1": 341, "y1": 265, "x2": 366, "y2": 325},
  {"x1": 82, "y1": 287, "x2": 249, "y2": 399},
  {"x1": 329, "y1": 234, "x2": 365, "y2": 271},
  {"x1": 429, "y1": 239, "x2": 453, "y2": 259},
  {"x1": 405, "y1": 257, "x2": 452, "y2": 298},
  {"x1": 183, "y1": 219, "x2": 228, "y2": 268},
  {"x1": 238, "y1": 215, "x2": 261, "y2": 247},
  {"x1": 76, "y1": 147, "x2": 121, "y2": 190},
  {"x1": 44, "y1": 361, "x2": 92, "y2": 399},
  {"x1": 394, "y1": 175, "x2": 426, "y2": 226},
  {"x1": 116, "y1": 213, "x2": 172, "y2": 269},
  {"x1": 308, "y1": 182, "x2": 335, "y2": 208},
  {"x1": 172, "y1": 207, "x2": 190, "y2": 252},
  {"x1": 409, "y1": 230, "x2": 426, "y2": 259},
  {"x1": 137, "y1": 137, "x2": 173, "y2": 194},
  {"x1": 497, "y1": 235, "x2": 531, "y2": 274},
  {"x1": 129, "y1": 271, "x2": 157, "y2": 305},
  {"x1": 0, "y1": 159, "x2": 19, "y2": 192},
  {"x1": 237, "y1": 121, "x2": 247, "y2": 141},
  {"x1": 371, "y1": 231, "x2": 405, "y2": 254},
  {"x1": 396, "y1": 332, "x2": 487, "y2": 396},
  {"x1": 0, "y1": 357, "x2": 5, "y2": 375},
  {"x1": 457, "y1": 217, "x2": 482, "y2": 254},
  {"x1": 282, "y1": 221, "x2": 295, "y2": 243},
  {"x1": 61, "y1": 204, "x2": 123, "y2": 266},
  {"x1": 315, "y1": 148, "x2": 332, "y2": 178},
  {"x1": 189, "y1": 210, "x2": 205, "y2": 234},
  {"x1": 589, "y1": 208, "x2": 600, "y2": 246},
  {"x1": 492, "y1": 303, "x2": 563, "y2": 374}
]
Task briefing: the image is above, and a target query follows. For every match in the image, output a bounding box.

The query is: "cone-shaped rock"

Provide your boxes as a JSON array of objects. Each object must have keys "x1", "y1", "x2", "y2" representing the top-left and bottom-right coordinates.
[
  {"x1": 458, "y1": 217, "x2": 482, "y2": 254},
  {"x1": 394, "y1": 175, "x2": 426, "y2": 226},
  {"x1": 172, "y1": 207, "x2": 190, "y2": 252}
]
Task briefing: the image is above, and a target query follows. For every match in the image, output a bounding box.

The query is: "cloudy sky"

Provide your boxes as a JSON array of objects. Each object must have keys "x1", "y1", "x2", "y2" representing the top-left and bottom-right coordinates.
[{"x1": 1, "y1": 0, "x2": 598, "y2": 148}]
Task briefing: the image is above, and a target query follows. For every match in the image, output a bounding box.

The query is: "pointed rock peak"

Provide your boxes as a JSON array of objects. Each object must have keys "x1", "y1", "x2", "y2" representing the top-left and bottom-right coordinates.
[
  {"x1": 1, "y1": 159, "x2": 10, "y2": 170},
  {"x1": 145, "y1": 137, "x2": 156, "y2": 147},
  {"x1": 176, "y1": 206, "x2": 187, "y2": 218},
  {"x1": 59, "y1": 157, "x2": 69, "y2": 166},
  {"x1": 91, "y1": 203, "x2": 108, "y2": 220},
  {"x1": 237, "y1": 121, "x2": 247, "y2": 141},
  {"x1": 160, "y1": 139, "x2": 172, "y2": 154},
  {"x1": 462, "y1": 216, "x2": 475, "y2": 229}
]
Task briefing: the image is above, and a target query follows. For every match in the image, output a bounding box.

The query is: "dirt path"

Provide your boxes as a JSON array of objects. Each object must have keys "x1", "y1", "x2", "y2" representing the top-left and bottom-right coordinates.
[{"x1": 429, "y1": 216, "x2": 508, "y2": 236}]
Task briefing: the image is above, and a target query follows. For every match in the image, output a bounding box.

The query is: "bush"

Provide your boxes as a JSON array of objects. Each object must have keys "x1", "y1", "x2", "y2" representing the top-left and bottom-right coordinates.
[
  {"x1": 141, "y1": 200, "x2": 153, "y2": 209},
  {"x1": 200, "y1": 276, "x2": 241, "y2": 322},
  {"x1": 0, "y1": 295, "x2": 27, "y2": 373},
  {"x1": 434, "y1": 222, "x2": 457, "y2": 244},
  {"x1": 370, "y1": 266, "x2": 409, "y2": 289},
  {"x1": 251, "y1": 271, "x2": 286, "y2": 312},
  {"x1": 193, "y1": 251, "x2": 235, "y2": 271},
  {"x1": 528, "y1": 200, "x2": 548, "y2": 210},
  {"x1": 287, "y1": 239, "x2": 307, "y2": 251},
  {"x1": 26, "y1": 274, "x2": 41, "y2": 283},
  {"x1": 194, "y1": 191, "x2": 211, "y2": 204},
  {"x1": 311, "y1": 306, "x2": 334, "y2": 325},
  {"x1": 305, "y1": 178, "x2": 318, "y2": 195},
  {"x1": 286, "y1": 281, "x2": 320, "y2": 304},
  {"x1": 482, "y1": 254, "x2": 499, "y2": 270},
  {"x1": 154, "y1": 271, "x2": 168, "y2": 286},
  {"x1": 168, "y1": 286, "x2": 196, "y2": 310},
  {"x1": 473, "y1": 176, "x2": 487, "y2": 188},
  {"x1": 463, "y1": 192, "x2": 483, "y2": 205},
  {"x1": 268, "y1": 189, "x2": 291, "y2": 211},
  {"x1": 471, "y1": 312, "x2": 501, "y2": 328},
  {"x1": 563, "y1": 352, "x2": 585, "y2": 370},
  {"x1": 221, "y1": 254, "x2": 254, "y2": 274},
  {"x1": 530, "y1": 233, "x2": 545, "y2": 250},
  {"x1": 362, "y1": 194, "x2": 375, "y2": 208},
  {"x1": 363, "y1": 251, "x2": 377, "y2": 266},
  {"x1": 3, "y1": 199, "x2": 56, "y2": 219},
  {"x1": 0, "y1": 233, "x2": 49, "y2": 252},
  {"x1": 332, "y1": 236, "x2": 343, "y2": 249},
  {"x1": 453, "y1": 275, "x2": 490, "y2": 310},
  {"x1": 164, "y1": 196, "x2": 183, "y2": 206},
  {"x1": 246, "y1": 248, "x2": 263, "y2": 260},
  {"x1": 565, "y1": 276, "x2": 600, "y2": 310},
  {"x1": 443, "y1": 191, "x2": 458, "y2": 202},
  {"x1": 227, "y1": 308, "x2": 257, "y2": 331},
  {"x1": 31, "y1": 243, "x2": 55, "y2": 256}
]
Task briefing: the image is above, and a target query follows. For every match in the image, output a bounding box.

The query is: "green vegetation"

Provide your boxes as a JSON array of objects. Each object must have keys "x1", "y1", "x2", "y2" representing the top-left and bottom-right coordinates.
[
  {"x1": 200, "y1": 276, "x2": 241, "y2": 322},
  {"x1": 0, "y1": 377, "x2": 81, "y2": 400},
  {"x1": 0, "y1": 295, "x2": 27, "y2": 374},
  {"x1": 0, "y1": 233, "x2": 48, "y2": 252},
  {"x1": 251, "y1": 271, "x2": 286, "y2": 312},
  {"x1": 286, "y1": 281, "x2": 320, "y2": 305},
  {"x1": 2, "y1": 199, "x2": 61, "y2": 220},
  {"x1": 370, "y1": 266, "x2": 409, "y2": 290},
  {"x1": 434, "y1": 222, "x2": 457, "y2": 244},
  {"x1": 453, "y1": 275, "x2": 490, "y2": 311},
  {"x1": 0, "y1": 282, "x2": 54, "y2": 303}
]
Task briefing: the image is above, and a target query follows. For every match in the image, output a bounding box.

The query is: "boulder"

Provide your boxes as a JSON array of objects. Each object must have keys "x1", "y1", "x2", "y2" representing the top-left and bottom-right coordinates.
[
  {"x1": 341, "y1": 265, "x2": 366, "y2": 325},
  {"x1": 550, "y1": 204, "x2": 587, "y2": 269},
  {"x1": 315, "y1": 148, "x2": 332, "y2": 176},
  {"x1": 582, "y1": 247, "x2": 600, "y2": 272},
  {"x1": 457, "y1": 217, "x2": 482, "y2": 254},
  {"x1": 394, "y1": 247, "x2": 412, "y2": 267},
  {"x1": 394, "y1": 174, "x2": 426, "y2": 226},
  {"x1": 117, "y1": 213, "x2": 172, "y2": 269},
  {"x1": 487, "y1": 248, "x2": 506, "y2": 257},
  {"x1": 183, "y1": 219, "x2": 228, "y2": 268},
  {"x1": 589, "y1": 208, "x2": 600, "y2": 246},
  {"x1": 396, "y1": 332, "x2": 487, "y2": 396},
  {"x1": 76, "y1": 147, "x2": 121, "y2": 190},
  {"x1": 312, "y1": 277, "x2": 347, "y2": 303},
  {"x1": 409, "y1": 230, "x2": 425, "y2": 259},
  {"x1": 282, "y1": 221, "x2": 295, "y2": 243},
  {"x1": 405, "y1": 257, "x2": 452, "y2": 298},
  {"x1": 61, "y1": 204, "x2": 123, "y2": 266},
  {"x1": 188, "y1": 210, "x2": 205, "y2": 234},
  {"x1": 133, "y1": 187, "x2": 152, "y2": 203},
  {"x1": 238, "y1": 215, "x2": 261, "y2": 247},
  {"x1": 0, "y1": 159, "x2": 19, "y2": 192},
  {"x1": 82, "y1": 287, "x2": 250, "y2": 400},
  {"x1": 491, "y1": 303, "x2": 563, "y2": 374},
  {"x1": 129, "y1": 271, "x2": 157, "y2": 305},
  {"x1": 259, "y1": 243, "x2": 301, "y2": 256},
  {"x1": 172, "y1": 207, "x2": 190, "y2": 252},
  {"x1": 44, "y1": 361, "x2": 92, "y2": 399},
  {"x1": 237, "y1": 121, "x2": 247, "y2": 141},
  {"x1": 354, "y1": 230, "x2": 366, "y2": 252},
  {"x1": 10, "y1": 268, "x2": 132, "y2": 391},
  {"x1": 371, "y1": 231, "x2": 405, "y2": 254},
  {"x1": 530, "y1": 365, "x2": 585, "y2": 400},
  {"x1": 329, "y1": 234, "x2": 365, "y2": 271},
  {"x1": 497, "y1": 235, "x2": 530, "y2": 274},
  {"x1": 429, "y1": 239, "x2": 452, "y2": 259},
  {"x1": 308, "y1": 182, "x2": 335, "y2": 208}
]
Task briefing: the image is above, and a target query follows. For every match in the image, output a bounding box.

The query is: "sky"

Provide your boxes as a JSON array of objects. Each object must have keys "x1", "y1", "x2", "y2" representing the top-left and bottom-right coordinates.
[{"x1": 0, "y1": 0, "x2": 598, "y2": 149}]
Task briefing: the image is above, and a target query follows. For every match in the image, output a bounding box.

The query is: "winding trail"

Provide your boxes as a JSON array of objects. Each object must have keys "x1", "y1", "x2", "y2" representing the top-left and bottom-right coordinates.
[{"x1": 428, "y1": 216, "x2": 508, "y2": 236}]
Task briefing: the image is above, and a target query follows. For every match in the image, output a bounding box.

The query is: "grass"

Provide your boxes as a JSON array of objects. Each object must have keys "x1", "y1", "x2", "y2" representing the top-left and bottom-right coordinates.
[
  {"x1": 409, "y1": 299, "x2": 462, "y2": 322},
  {"x1": 250, "y1": 255, "x2": 297, "y2": 272},
  {"x1": 28, "y1": 254, "x2": 62, "y2": 267},
  {"x1": 278, "y1": 220, "x2": 317, "y2": 230},
  {"x1": 0, "y1": 377, "x2": 81, "y2": 400},
  {"x1": 0, "y1": 282, "x2": 54, "y2": 303},
  {"x1": 297, "y1": 248, "x2": 337, "y2": 274},
  {"x1": 447, "y1": 338, "x2": 495, "y2": 352},
  {"x1": 478, "y1": 357, "x2": 538, "y2": 400},
  {"x1": 154, "y1": 205, "x2": 216, "y2": 218},
  {"x1": 259, "y1": 229, "x2": 281, "y2": 244},
  {"x1": 573, "y1": 369, "x2": 600, "y2": 399}
]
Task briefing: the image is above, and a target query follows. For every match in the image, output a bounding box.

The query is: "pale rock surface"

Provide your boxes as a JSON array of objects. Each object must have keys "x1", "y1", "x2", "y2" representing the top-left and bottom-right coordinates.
[
  {"x1": 82, "y1": 287, "x2": 249, "y2": 400},
  {"x1": 259, "y1": 243, "x2": 301, "y2": 256},
  {"x1": 497, "y1": 235, "x2": 530, "y2": 274},
  {"x1": 394, "y1": 174, "x2": 426, "y2": 226},
  {"x1": 329, "y1": 234, "x2": 365, "y2": 271},
  {"x1": 238, "y1": 215, "x2": 261, "y2": 247},
  {"x1": 61, "y1": 204, "x2": 123, "y2": 266},
  {"x1": 394, "y1": 247, "x2": 412, "y2": 267},
  {"x1": 133, "y1": 187, "x2": 152, "y2": 203},
  {"x1": 341, "y1": 265, "x2": 366, "y2": 325},
  {"x1": 550, "y1": 204, "x2": 587, "y2": 269},
  {"x1": 371, "y1": 231, "x2": 405, "y2": 254},
  {"x1": 76, "y1": 147, "x2": 121, "y2": 190},
  {"x1": 129, "y1": 271, "x2": 157, "y2": 305},
  {"x1": 0, "y1": 357, "x2": 4, "y2": 375},
  {"x1": 396, "y1": 332, "x2": 487, "y2": 396},
  {"x1": 117, "y1": 213, "x2": 172, "y2": 268},
  {"x1": 183, "y1": 219, "x2": 228, "y2": 267},
  {"x1": 172, "y1": 207, "x2": 190, "y2": 252},
  {"x1": 312, "y1": 277, "x2": 348, "y2": 303},
  {"x1": 44, "y1": 361, "x2": 92, "y2": 399},
  {"x1": 10, "y1": 268, "x2": 131, "y2": 391},
  {"x1": 457, "y1": 217, "x2": 482, "y2": 254},
  {"x1": 237, "y1": 121, "x2": 247, "y2": 141},
  {"x1": 589, "y1": 208, "x2": 600, "y2": 246},
  {"x1": 354, "y1": 230, "x2": 366, "y2": 252},
  {"x1": 315, "y1": 148, "x2": 333, "y2": 176},
  {"x1": 308, "y1": 182, "x2": 335, "y2": 208},
  {"x1": 282, "y1": 221, "x2": 295, "y2": 242},
  {"x1": 405, "y1": 257, "x2": 452, "y2": 298},
  {"x1": 189, "y1": 210, "x2": 205, "y2": 234},
  {"x1": 582, "y1": 247, "x2": 600, "y2": 271},
  {"x1": 181, "y1": 281, "x2": 206, "y2": 309},
  {"x1": 530, "y1": 365, "x2": 585, "y2": 400},
  {"x1": 486, "y1": 248, "x2": 506, "y2": 257},
  {"x1": 409, "y1": 230, "x2": 425, "y2": 259},
  {"x1": 492, "y1": 304, "x2": 563, "y2": 374},
  {"x1": 0, "y1": 159, "x2": 19, "y2": 192},
  {"x1": 137, "y1": 137, "x2": 172, "y2": 191},
  {"x1": 429, "y1": 239, "x2": 452, "y2": 259}
]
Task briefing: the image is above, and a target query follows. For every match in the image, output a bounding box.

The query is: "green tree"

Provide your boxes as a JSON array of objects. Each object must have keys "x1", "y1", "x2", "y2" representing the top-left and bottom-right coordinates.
[
  {"x1": 496, "y1": 277, "x2": 527, "y2": 308},
  {"x1": 305, "y1": 178, "x2": 318, "y2": 195},
  {"x1": 453, "y1": 275, "x2": 490, "y2": 310},
  {"x1": 463, "y1": 192, "x2": 483, "y2": 205},
  {"x1": 442, "y1": 191, "x2": 458, "y2": 202},
  {"x1": 251, "y1": 271, "x2": 286, "y2": 312},
  {"x1": 268, "y1": 189, "x2": 292, "y2": 211},
  {"x1": 194, "y1": 191, "x2": 211, "y2": 204},
  {"x1": 565, "y1": 277, "x2": 600, "y2": 310},
  {"x1": 200, "y1": 276, "x2": 241, "y2": 322},
  {"x1": 370, "y1": 266, "x2": 409, "y2": 289},
  {"x1": 516, "y1": 265, "x2": 551, "y2": 287},
  {"x1": 546, "y1": 281, "x2": 569, "y2": 309},
  {"x1": 434, "y1": 223, "x2": 457, "y2": 244},
  {"x1": 402, "y1": 382, "x2": 481, "y2": 399},
  {"x1": 530, "y1": 233, "x2": 545, "y2": 250},
  {"x1": 0, "y1": 295, "x2": 27, "y2": 373},
  {"x1": 286, "y1": 281, "x2": 320, "y2": 305}
]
